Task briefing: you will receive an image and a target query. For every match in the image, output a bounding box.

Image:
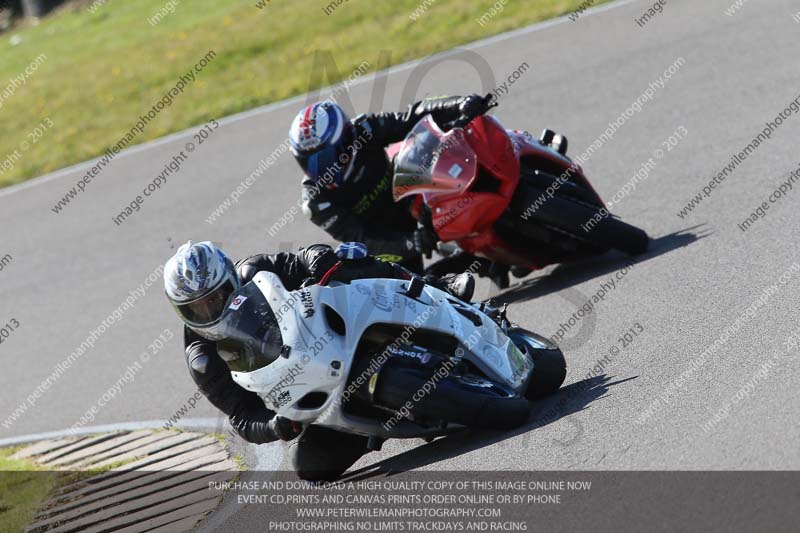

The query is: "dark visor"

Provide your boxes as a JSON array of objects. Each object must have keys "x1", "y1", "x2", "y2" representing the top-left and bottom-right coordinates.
[{"x1": 172, "y1": 279, "x2": 236, "y2": 327}]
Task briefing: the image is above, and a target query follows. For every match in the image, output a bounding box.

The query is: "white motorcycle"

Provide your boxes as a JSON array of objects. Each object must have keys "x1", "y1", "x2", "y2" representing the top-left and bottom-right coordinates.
[{"x1": 218, "y1": 271, "x2": 566, "y2": 441}]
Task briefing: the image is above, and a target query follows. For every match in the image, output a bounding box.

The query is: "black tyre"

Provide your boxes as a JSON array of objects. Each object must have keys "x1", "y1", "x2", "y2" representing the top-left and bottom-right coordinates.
[
  {"x1": 512, "y1": 173, "x2": 649, "y2": 256},
  {"x1": 375, "y1": 363, "x2": 530, "y2": 430},
  {"x1": 508, "y1": 328, "x2": 567, "y2": 400}
]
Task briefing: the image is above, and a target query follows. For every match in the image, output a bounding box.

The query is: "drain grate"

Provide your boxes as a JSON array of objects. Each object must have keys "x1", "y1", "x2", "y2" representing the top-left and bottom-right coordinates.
[{"x1": 14, "y1": 430, "x2": 238, "y2": 533}]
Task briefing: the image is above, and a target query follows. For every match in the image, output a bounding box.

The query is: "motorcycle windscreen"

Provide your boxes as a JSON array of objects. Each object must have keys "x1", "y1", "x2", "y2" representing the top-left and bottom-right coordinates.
[
  {"x1": 393, "y1": 116, "x2": 477, "y2": 202},
  {"x1": 213, "y1": 281, "x2": 284, "y2": 373}
]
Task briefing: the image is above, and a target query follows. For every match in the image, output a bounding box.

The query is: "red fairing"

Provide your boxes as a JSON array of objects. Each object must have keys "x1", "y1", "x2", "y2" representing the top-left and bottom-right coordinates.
[
  {"x1": 386, "y1": 115, "x2": 609, "y2": 270},
  {"x1": 466, "y1": 115, "x2": 520, "y2": 194},
  {"x1": 429, "y1": 116, "x2": 519, "y2": 242}
]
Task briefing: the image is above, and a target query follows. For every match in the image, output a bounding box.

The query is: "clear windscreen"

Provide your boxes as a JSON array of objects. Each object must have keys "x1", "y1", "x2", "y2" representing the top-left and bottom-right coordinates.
[
  {"x1": 213, "y1": 281, "x2": 284, "y2": 373},
  {"x1": 393, "y1": 116, "x2": 477, "y2": 201}
]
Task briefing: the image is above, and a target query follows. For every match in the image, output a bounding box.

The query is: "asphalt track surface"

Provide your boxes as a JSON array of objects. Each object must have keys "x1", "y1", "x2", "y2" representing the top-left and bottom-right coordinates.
[{"x1": 2, "y1": 0, "x2": 799, "y2": 494}]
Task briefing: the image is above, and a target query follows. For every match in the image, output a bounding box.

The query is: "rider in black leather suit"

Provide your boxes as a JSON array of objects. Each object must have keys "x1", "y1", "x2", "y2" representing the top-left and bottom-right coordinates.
[
  {"x1": 294, "y1": 94, "x2": 496, "y2": 274},
  {"x1": 182, "y1": 244, "x2": 473, "y2": 481}
]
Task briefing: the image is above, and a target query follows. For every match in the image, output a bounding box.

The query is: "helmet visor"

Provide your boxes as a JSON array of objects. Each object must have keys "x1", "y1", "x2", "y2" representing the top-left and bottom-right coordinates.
[
  {"x1": 172, "y1": 279, "x2": 236, "y2": 327},
  {"x1": 296, "y1": 122, "x2": 355, "y2": 188}
]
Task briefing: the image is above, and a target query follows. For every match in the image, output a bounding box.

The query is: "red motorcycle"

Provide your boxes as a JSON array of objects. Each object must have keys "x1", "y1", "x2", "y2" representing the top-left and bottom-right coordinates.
[{"x1": 388, "y1": 115, "x2": 649, "y2": 284}]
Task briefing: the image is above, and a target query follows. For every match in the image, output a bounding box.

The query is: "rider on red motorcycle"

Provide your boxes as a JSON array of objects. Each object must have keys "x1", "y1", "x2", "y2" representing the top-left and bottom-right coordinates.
[{"x1": 288, "y1": 94, "x2": 498, "y2": 278}]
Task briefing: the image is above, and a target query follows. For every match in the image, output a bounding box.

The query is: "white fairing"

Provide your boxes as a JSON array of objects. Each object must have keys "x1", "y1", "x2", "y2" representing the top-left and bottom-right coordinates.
[{"x1": 230, "y1": 272, "x2": 533, "y2": 435}]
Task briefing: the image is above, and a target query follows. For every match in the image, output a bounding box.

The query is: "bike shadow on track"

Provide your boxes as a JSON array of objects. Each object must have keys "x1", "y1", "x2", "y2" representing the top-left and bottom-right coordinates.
[
  {"x1": 341, "y1": 373, "x2": 636, "y2": 479},
  {"x1": 491, "y1": 224, "x2": 710, "y2": 305}
]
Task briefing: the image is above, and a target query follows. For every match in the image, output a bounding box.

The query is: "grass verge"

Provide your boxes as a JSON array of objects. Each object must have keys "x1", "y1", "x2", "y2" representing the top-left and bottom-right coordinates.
[
  {"x1": 0, "y1": 0, "x2": 611, "y2": 188},
  {"x1": 0, "y1": 447, "x2": 58, "y2": 533},
  {"x1": 0, "y1": 440, "x2": 146, "y2": 531}
]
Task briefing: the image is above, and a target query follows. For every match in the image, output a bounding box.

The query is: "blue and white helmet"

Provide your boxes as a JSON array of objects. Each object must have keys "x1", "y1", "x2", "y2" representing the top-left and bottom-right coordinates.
[
  {"x1": 164, "y1": 241, "x2": 239, "y2": 328},
  {"x1": 289, "y1": 101, "x2": 356, "y2": 188}
]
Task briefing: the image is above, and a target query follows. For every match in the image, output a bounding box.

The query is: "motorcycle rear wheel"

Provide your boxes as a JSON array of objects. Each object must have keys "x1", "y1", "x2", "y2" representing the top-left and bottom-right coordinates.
[
  {"x1": 511, "y1": 172, "x2": 650, "y2": 256},
  {"x1": 375, "y1": 363, "x2": 530, "y2": 430}
]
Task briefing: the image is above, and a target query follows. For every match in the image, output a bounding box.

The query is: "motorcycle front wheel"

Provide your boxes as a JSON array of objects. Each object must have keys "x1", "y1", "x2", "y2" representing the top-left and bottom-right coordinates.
[
  {"x1": 507, "y1": 327, "x2": 567, "y2": 400},
  {"x1": 510, "y1": 172, "x2": 650, "y2": 256}
]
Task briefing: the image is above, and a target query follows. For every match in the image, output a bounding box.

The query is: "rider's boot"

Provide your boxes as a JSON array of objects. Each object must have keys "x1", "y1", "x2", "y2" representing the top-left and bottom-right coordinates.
[
  {"x1": 510, "y1": 266, "x2": 531, "y2": 279},
  {"x1": 290, "y1": 426, "x2": 370, "y2": 482}
]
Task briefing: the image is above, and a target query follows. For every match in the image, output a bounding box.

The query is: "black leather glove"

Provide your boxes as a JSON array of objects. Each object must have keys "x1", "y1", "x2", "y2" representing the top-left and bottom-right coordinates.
[
  {"x1": 271, "y1": 416, "x2": 303, "y2": 441},
  {"x1": 413, "y1": 224, "x2": 438, "y2": 259},
  {"x1": 457, "y1": 93, "x2": 498, "y2": 125}
]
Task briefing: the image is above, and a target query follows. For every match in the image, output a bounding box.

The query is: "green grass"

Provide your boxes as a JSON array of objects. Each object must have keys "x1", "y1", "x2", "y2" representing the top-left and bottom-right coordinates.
[
  {"x1": 0, "y1": 441, "x2": 153, "y2": 531},
  {"x1": 0, "y1": 448, "x2": 59, "y2": 533},
  {"x1": 0, "y1": 0, "x2": 611, "y2": 188}
]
